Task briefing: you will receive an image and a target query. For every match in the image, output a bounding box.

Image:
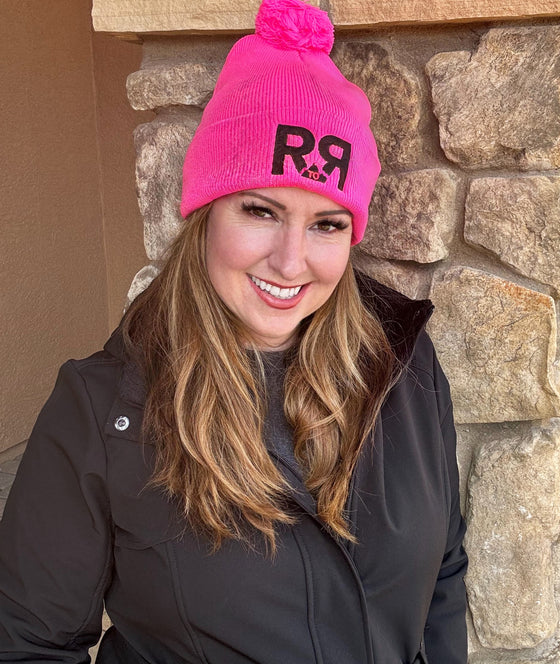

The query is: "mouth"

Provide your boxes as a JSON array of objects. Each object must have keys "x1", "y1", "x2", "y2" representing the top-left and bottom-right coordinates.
[{"x1": 250, "y1": 275, "x2": 303, "y2": 300}]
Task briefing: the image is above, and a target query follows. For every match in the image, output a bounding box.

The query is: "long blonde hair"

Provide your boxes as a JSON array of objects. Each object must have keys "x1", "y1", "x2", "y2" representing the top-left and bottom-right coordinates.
[{"x1": 123, "y1": 205, "x2": 396, "y2": 551}]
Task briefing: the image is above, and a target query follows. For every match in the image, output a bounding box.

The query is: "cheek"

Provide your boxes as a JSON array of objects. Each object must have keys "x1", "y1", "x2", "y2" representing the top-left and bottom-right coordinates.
[
  {"x1": 206, "y1": 227, "x2": 267, "y2": 282},
  {"x1": 206, "y1": 227, "x2": 235, "y2": 295},
  {"x1": 315, "y1": 245, "x2": 351, "y2": 287}
]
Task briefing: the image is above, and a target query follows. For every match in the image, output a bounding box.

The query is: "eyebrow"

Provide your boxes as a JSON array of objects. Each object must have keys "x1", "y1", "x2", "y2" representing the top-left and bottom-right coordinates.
[
  {"x1": 241, "y1": 191, "x2": 352, "y2": 217},
  {"x1": 241, "y1": 191, "x2": 287, "y2": 210},
  {"x1": 314, "y1": 209, "x2": 352, "y2": 218}
]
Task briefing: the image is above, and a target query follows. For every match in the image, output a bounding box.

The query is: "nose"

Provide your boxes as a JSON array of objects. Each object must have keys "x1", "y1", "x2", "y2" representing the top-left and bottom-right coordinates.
[{"x1": 267, "y1": 224, "x2": 307, "y2": 282}]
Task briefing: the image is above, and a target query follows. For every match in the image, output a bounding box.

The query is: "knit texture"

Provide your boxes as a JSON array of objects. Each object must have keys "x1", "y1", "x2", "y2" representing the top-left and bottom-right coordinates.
[{"x1": 180, "y1": 0, "x2": 380, "y2": 244}]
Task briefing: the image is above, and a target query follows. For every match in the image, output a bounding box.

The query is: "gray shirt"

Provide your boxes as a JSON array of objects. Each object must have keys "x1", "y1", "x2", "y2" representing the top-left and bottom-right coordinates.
[{"x1": 261, "y1": 351, "x2": 300, "y2": 477}]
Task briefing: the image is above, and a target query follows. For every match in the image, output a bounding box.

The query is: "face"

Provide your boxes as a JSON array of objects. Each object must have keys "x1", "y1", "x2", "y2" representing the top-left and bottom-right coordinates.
[{"x1": 205, "y1": 187, "x2": 353, "y2": 351}]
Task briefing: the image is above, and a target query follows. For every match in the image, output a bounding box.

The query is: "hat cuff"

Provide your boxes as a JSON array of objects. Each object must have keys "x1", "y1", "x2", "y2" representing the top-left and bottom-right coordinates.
[{"x1": 181, "y1": 109, "x2": 379, "y2": 245}]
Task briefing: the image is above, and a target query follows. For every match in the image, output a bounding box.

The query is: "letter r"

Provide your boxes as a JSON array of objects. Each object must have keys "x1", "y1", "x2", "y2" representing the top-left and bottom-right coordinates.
[
  {"x1": 272, "y1": 124, "x2": 315, "y2": 175},
  {"x1": 318, "y1": 135, "x2": 351, "y2": 190}
]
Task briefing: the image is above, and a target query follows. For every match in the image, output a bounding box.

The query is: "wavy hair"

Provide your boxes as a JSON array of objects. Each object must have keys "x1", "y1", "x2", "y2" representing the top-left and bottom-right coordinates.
[{"x1": 122, "y1": 205, "x2": 397, "y2": 551}]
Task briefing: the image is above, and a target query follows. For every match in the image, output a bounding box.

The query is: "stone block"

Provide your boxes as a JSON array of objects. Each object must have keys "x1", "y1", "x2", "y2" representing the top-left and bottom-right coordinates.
[
  {"x1": 134, "y1": 111, "x2": 200, "y2": 260},
  {"x1": 469, "y1": 653, "x2": 556, "y2": 664},
  {"x1": 454, "y1": 425, "x2": 482, "y2": 513},
  {"x1": 329, "y1": 0, "x2": 560, "y2": 28},
  {"x1": 351, "y1": 251, "x2": 429, "y2": 301},
  {"x1": 428, "y1": 267, "x2": 560, "y2": 423},
  {"x1": 127, "y1": 63, "x2": 220, "y2": 111},
  {"x1": 126, "y1": 39, "x2": 234, "y2": 111},
  {"x1": 125, "y1": 264, "x2": 162, "y2": 308},
  {"x1": 426, "y1": 26, "x2": 560, "y2": 170},
  {"x1": 92, "y1": 0, "x2": 560, "y2": 33},
  {"x1": 455, "y1": 422, "x2": 536, "y2": 515},
  {"x1": 331, "y1": 42, "x2": 422, "y2": 169},
  {"x1": 93, "y1": 0, "x2": 274, "y2": 33},
  {"x1": 465, "y1": 176, "x2": 560, "y2": 293},
  {"x1": 361, "y1": 169, "x2": 459, "y2": 263},
  {"x1": 465, "y1": 420, "x2": 560, "y2": 649}
]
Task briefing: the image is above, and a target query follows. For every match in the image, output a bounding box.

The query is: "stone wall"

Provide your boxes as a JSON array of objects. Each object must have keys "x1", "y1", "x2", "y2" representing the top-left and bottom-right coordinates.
[{"x1": 125, "y1": 20, "x2": 560, "y2": 663}]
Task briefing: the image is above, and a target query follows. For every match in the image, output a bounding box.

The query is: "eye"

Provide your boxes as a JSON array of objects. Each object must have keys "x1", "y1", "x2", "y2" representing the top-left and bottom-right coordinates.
[
  {"x1": 241, "y1": 202, "x2": 275, "y2": 219},
  {"x1": 314, "y1": 219, "x2": 350, "y2": 233}
]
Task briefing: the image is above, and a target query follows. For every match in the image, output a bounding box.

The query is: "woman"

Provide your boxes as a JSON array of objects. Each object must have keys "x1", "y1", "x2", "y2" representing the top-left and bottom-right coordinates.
[{"x1": 0, "y1": 1, "x2": 468, "y2": 663}]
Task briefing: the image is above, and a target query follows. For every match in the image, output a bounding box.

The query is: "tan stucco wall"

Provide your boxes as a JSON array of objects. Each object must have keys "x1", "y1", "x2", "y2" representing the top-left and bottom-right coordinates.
[
  {"x1": 0, "y1": 1, "x2": 147, "y2": 457},
  {"x1": 91, "y1": 32, "x2": 152, "y2": 329}
]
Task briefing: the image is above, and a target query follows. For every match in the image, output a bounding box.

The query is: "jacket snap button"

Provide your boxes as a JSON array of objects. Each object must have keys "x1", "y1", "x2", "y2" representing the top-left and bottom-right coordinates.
[{"x1": 114, "y1": 415, "x2": 130, "y2": 431}]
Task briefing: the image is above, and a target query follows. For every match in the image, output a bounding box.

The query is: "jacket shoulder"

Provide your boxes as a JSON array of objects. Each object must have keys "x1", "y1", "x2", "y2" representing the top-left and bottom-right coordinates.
[
  {"x1": 63, "y1": 348, "x2": 125, "y2": 427},
  {"x1": 68, "y1": 347, "x2": 124, "y2": 377}
]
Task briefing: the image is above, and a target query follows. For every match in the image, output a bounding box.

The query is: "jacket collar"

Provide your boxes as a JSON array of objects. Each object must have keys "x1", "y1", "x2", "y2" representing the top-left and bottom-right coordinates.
[
  {"x1": 354, "y1": 271, "x2": 434, "y2": 365},
  {"x1": 104, "y1": 270, "x2": 434, "y2": 407}
]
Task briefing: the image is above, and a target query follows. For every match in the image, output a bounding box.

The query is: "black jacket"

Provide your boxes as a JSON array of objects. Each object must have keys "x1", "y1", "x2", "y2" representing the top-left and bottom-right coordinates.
[{"x1": 0, "y1": 276, "x2": 467, "y2": 664}]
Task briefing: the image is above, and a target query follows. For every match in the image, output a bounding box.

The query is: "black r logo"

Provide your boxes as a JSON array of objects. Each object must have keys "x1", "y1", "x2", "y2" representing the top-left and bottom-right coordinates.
[{"x1": 271, "y1": 124, "x2": 351, "y2": 191}]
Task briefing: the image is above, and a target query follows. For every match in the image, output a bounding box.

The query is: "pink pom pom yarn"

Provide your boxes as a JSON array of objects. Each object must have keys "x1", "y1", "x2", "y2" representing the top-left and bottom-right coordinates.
[
  {"x1": 255, "y1": 0, "x2": 334, "y2": 53},
  {"x1": 181, "y1": 0, "x2": 380, "y2": 245}
]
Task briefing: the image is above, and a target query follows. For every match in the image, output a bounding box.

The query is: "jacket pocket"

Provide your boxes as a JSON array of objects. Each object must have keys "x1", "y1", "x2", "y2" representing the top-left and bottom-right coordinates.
[{"x1": 113, "y1": 513, "x2": 181, "y2": 550}]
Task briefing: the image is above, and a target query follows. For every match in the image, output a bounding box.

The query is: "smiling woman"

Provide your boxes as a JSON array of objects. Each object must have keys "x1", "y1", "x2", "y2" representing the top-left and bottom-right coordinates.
[
  {"x1": 206, "y1": 188, "x2": 353, "y2": 350},
  {"x1": 0, "y1": 1, "x2": 468, "y2": 663}
]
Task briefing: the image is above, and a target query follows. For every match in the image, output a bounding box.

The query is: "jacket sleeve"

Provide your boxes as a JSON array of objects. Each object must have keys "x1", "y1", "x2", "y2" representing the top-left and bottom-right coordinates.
[
  {"x1": 0, "y1": 361, "x2": 113, "y2": 663},
  {"x1": 423, "y1": 350, "x2": 468, "y2": 664}
]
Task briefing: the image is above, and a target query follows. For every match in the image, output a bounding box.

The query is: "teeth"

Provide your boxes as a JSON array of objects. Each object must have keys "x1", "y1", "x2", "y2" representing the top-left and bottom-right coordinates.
[{"x1": 251, "y1": 276, "x2": 302, "y2": 300}]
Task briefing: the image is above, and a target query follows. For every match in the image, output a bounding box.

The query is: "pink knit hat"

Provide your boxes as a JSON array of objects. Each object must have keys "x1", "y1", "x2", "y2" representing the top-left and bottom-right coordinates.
[{"x1": 180, "y1": 0, "x2": 380, "y2": 245}]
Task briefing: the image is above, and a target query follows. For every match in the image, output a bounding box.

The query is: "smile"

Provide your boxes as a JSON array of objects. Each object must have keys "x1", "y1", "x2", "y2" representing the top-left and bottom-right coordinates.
[{"x1": 250, "y1": 276, "x2": 303, "y2": 300}]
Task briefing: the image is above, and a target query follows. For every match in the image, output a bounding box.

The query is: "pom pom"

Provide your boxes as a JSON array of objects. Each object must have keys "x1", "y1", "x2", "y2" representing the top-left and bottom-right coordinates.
[{"x1": 255, "y1": 0, "x2": 334, "y2": 54}]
